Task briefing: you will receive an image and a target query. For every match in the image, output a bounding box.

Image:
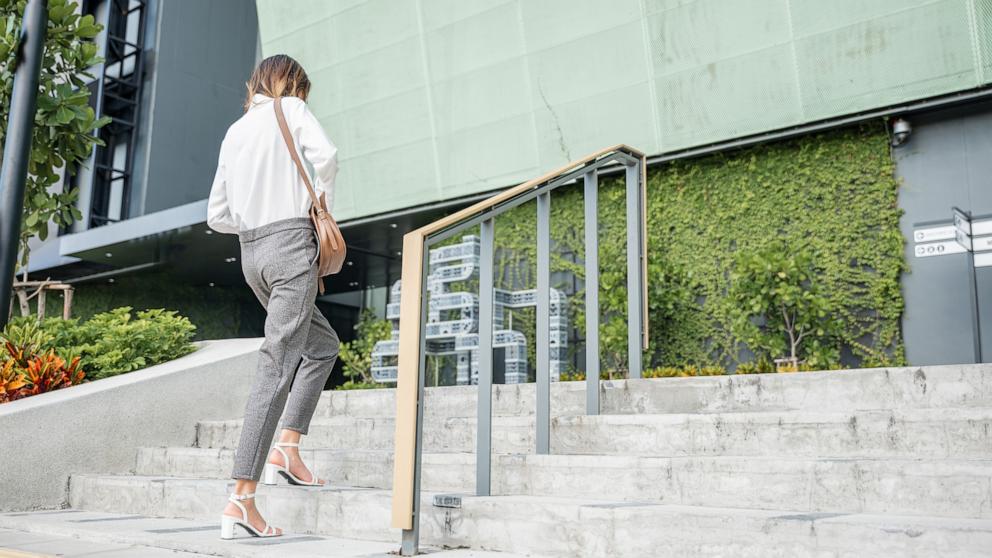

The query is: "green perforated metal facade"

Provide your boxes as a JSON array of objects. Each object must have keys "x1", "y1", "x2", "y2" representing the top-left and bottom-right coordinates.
[{"x1": 255, "y1": 0, "x2": 992, "y2": 221}]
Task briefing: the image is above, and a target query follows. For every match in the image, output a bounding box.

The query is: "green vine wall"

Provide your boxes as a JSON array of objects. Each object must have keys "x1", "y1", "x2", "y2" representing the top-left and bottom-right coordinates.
[{"x1": 487, "y1": 122, "x2": 906, "y2": 373}]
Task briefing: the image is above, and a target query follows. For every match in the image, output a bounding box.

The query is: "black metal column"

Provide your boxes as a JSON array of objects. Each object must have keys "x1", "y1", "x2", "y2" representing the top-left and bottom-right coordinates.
[{"x1": 0, "y1": 0, "x2": 48, "y2": 329}]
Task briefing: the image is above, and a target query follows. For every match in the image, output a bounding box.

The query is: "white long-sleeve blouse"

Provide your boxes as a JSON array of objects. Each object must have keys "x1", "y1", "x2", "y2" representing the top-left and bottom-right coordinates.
[{"x1": 207, "y1": 94, "x2": 338, "y2": 234}]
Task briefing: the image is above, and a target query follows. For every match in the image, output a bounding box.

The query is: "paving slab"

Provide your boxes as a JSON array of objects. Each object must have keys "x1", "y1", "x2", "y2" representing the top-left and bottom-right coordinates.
[
  {"x1": 0, "y1": 526, "x2": 211, "y2": 557},
  {"x1": 0, "y1": 512, "x2": 533, "y2": 558}
]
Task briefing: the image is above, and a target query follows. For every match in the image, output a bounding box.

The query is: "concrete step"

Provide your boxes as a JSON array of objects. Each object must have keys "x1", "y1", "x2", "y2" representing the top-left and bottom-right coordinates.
[
  {"x1": 197, "y1": 415, "x2": 528, "y2": 454},
  {"x1": 133, "y1": 450, "x2": 992, "y2": 519},
  {"x1": 311, "y1": 363, "x2": 992, "y2": 420},
  {"x1": 66, "y1": 476, "x2": 992, "y2": 558},
  {"x1": 0, "y1": 510, "x2": 526, "y2": 558},
  {"x1": 195, "y1": 407, "x2": 992, "y2": 459}
]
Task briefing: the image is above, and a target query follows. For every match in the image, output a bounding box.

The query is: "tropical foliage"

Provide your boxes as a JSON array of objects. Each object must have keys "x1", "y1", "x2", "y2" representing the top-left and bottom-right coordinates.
[
  {"x1": 337, "y1": 309, "x2": 391, "y2": 390},
  {"x1": 0, "y1": 320, "x2": 84, "y2": 403},
  {"x1": 0, "y1": 307, "x2": 196, "y2": 401},
  {"x1": 0, "y1": 0, "x2": 109, "y2": 270},
  {"x1": 728, "y1": 241, "x2": 844, "y2": 368}
]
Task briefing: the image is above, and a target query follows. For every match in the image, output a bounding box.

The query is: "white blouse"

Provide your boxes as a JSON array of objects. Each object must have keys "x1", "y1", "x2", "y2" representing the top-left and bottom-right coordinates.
[{"x1": 207, "y1": 94, "x2": 338, "y2": 234}]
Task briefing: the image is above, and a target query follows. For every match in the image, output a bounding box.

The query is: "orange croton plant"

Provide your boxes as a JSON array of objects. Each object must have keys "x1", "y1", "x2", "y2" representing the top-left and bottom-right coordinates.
[
  {"x1": 0, "y1": 360, "x2": 28, "y2": 403},
  {"x1": 0, "y1": 341, "x2": 85, "y2": 403}
]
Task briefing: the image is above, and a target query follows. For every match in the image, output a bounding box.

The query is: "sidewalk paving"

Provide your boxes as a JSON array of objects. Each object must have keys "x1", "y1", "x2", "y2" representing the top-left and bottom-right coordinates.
[
  {"x1": 0, "y1": 510, "x2": 524, "y2": 558},
  {"x1": 0, "y1": 527, "x2": 212, "y2": 557}
]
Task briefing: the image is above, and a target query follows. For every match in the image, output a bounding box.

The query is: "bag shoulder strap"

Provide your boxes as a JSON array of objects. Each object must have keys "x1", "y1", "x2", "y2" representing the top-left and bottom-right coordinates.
[{"x1": 273, "y1": 97, "x2": 322, "y2": 210}]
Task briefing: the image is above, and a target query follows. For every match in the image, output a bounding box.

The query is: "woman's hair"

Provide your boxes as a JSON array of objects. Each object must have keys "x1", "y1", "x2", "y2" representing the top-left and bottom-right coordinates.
[{"x1": 244, "y1": 54, "x2": 311, "y2": 112}]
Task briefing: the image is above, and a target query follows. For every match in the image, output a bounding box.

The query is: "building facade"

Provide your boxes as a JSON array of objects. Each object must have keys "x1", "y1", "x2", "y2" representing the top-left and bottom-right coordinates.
[{"x1": 27, "y1": 0, "x2": 992, "y2": 370}]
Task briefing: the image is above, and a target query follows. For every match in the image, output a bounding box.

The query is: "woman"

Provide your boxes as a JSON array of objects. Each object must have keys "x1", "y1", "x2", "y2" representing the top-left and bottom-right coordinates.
[{"x1": 207, "y1": 55, "x2": 340, "y2": 539}]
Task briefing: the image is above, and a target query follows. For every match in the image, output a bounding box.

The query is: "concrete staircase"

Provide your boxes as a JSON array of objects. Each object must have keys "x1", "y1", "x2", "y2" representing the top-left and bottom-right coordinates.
[{"x1": 5, "y1": 364, "x2": 992, "y2": 557}]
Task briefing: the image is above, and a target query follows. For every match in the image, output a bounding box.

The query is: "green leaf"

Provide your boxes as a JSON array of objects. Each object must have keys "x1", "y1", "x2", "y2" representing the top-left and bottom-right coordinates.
[
  {"x1": 76, "y1": 14, "x2": 100, "y2": 38},
  {"x1": 55, "y1": 105, "x2": 74, "y2": 124}
]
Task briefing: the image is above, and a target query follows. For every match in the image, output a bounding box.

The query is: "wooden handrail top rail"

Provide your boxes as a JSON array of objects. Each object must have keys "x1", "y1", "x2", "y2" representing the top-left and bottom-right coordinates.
[{"x1": 409, "y1": 144, "x2": 644, "y2": 239}]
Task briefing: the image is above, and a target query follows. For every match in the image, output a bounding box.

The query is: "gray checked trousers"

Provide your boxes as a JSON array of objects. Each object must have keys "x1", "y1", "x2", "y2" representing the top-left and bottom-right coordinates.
[{"x1": 232, "y1": 217, "x2": 340, "y2": 481}]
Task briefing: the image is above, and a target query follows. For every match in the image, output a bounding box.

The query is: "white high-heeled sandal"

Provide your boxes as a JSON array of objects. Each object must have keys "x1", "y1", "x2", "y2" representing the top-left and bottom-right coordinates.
[
  {"x1": 261, "y1": 442, "x2": 324, "y2": 486},
  {"x1": 220, "y1": 492, "x2": 281, "y2": 539}
]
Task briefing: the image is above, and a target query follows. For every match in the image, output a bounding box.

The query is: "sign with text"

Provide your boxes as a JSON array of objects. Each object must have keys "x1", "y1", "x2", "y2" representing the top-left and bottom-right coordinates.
[
  {"x1": 973, "y1": 236, "x2": 992, "y2": 252},
  {"x1": 914, "y1": 240, "x2": 968, "y2": 258},
  {"x1": 913, "y1": 225, "x2": 956, "y2": 243},
  {"x1": 973, "y1": 219, "x2": 992, "y2": 237}
]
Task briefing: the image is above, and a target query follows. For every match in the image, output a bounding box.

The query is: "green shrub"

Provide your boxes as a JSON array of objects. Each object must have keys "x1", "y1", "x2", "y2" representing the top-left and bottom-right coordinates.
[
  {"x1": 735, "y1": 358, "x2": 774, "y2": 374},
  {"x1": 643, "y1": 365, "x2": 727, "y2": 378},
  {"x1": 337, "y1": 380, "x2": 382, "y2": 390},
  {"x1": 337, "y1": 310, "x2": 392, "y2": 388},
  {"x1": 2, "y1": 307, "x2": 196, "y2": 381},
  {"x1": 559, "y1": 370, "x2": 613, "y2": 382}
]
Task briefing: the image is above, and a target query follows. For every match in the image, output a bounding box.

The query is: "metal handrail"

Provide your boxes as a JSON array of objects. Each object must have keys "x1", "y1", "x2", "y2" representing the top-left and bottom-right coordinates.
[{"x1": 390, "y1": 145, "x2": 649, "y2": 555}]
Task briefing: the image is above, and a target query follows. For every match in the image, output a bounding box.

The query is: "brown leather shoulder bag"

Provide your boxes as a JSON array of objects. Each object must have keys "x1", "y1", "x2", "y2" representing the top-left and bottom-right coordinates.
[{"x1": 273, "y1": 97, "x2": 346, "y2": 292}]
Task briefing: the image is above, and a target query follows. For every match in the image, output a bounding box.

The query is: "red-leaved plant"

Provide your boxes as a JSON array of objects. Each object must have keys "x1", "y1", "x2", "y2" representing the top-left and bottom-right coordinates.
[
  {"x1": 0, "y1": 340, "x2": 85, "y2": 403},
  {"x1": 0, "y1": 360, "x2": 28, "y2": 403}
]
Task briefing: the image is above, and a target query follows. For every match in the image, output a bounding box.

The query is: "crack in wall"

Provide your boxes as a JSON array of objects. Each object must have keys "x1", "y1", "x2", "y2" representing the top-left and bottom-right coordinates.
[{"x1": 538, "y1": 81, "x2": 571, "y2": 161}]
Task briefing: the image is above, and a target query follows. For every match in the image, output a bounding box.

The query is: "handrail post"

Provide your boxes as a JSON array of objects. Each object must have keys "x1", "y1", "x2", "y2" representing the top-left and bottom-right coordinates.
[
  {"x1": 536, "y1": 192, "x2": 551, "y2": 454},
  {"x1": 477, "y1": 218, "x2": 495, "y2": 496},
  {"x1": 395, "y1": 234, "x2": 429, "y2": 556},
  {"x1": 625, "y1": 161, "x2": 644, "y2": 379},
  {"x1": 584, "y1": 169, "x2": 600, "y2": 415}
]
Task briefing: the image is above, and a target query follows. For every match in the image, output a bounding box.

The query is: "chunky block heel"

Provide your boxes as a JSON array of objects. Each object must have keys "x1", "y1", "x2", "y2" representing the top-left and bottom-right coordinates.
[
  {"x1": 220, "y1": 514, "x2": 236, "y2": 540},
  {"x1": 219, "y1": 492, "x2": 281, "y2": 540},
  {"x1": 261, "y1": 463, "x2": 279, "y2": 486},
  {"x1": 265, "y1": 442, "x2": 323, "y2": 486}
]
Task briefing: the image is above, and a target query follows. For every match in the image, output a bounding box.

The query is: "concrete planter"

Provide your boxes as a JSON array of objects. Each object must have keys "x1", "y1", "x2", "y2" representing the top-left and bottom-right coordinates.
[{"x1": 0, "y1": 338, "x2": 262, "y2": 512}]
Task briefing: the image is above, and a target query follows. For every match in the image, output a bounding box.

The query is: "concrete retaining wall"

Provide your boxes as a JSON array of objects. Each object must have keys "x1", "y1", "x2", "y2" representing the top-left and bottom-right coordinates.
[{"x1": 0, "y1": 338, "x2": 262, "y2": 512}]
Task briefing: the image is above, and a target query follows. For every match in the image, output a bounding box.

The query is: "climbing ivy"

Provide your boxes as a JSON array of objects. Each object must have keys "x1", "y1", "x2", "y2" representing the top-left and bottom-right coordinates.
[{"x1": 485, "y1": 122, "x2": 906, "y2": 374}]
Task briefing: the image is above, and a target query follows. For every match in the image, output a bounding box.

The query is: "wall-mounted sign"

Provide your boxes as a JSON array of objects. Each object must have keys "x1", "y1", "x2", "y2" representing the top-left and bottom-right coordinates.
[
  {"x1": 913, "y1": 225, "x2": 957, "y2": 243},
  {"x1": 954, "y1": 207, "x2": 972, "y2": 236},
  {"x1": 975, "y1": 252, "x2": 992, "y2": 268},
  {"x1": 973, "y1": 219, "x2": 992, "y2": 237},
  {"x1": 973, "y1": 236, "x2": 992, "y2": 252},
  {"x1": 956, "y1": 229, "x2": 972, "y2": 251},
  {"x1": 914, "y1": 240, "x2": 968, "y2": 258}
]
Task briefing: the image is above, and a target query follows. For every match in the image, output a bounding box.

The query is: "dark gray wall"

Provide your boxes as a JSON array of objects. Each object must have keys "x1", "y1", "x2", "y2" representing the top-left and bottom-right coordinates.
[
  {"x1": 136, "y1": 0, "x2": 258, "y2": 215},
  {"x1": 896, "y1": 101, "x2": 992, "y2": 365}
]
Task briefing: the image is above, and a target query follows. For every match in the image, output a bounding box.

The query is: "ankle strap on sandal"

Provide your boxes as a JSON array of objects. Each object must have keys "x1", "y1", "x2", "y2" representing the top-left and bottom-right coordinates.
[
  {"x1": 274, "y1": 442, "x2": 299, "y2": 447},
  {"x1": 229, "y1": 492, "x2": 255, "y2": 501}
]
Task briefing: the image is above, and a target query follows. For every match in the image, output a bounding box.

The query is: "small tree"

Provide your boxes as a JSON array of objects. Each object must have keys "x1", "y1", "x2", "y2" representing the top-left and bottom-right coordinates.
[
  {"x1": 337, "y1": 309, "x2": 392, "y2": 388},
  {"x1": 729, "y1": 241, "x2": 842, "y2": 369},
  {"x1": 1, "y1": 0, "x2": 109, "y2": 274}
]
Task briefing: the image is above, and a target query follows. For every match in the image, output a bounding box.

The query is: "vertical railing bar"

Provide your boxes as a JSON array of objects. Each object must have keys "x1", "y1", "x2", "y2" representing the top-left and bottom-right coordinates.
[
  {"x1": 399, "y1": 244, "x2": 430, "y2": 556},
  {"x1": 625, "y1": 162, "x2": 643, "y2": 379},
  {"x1": 536, "y1": 192, "x2": 551, "y2": 454},
  {"x1": 477, "y1": 218, "x2": 495, "y2": 496},
  {"x1": 583, "y1": 170, "x2": 600, "y2": 415}
]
